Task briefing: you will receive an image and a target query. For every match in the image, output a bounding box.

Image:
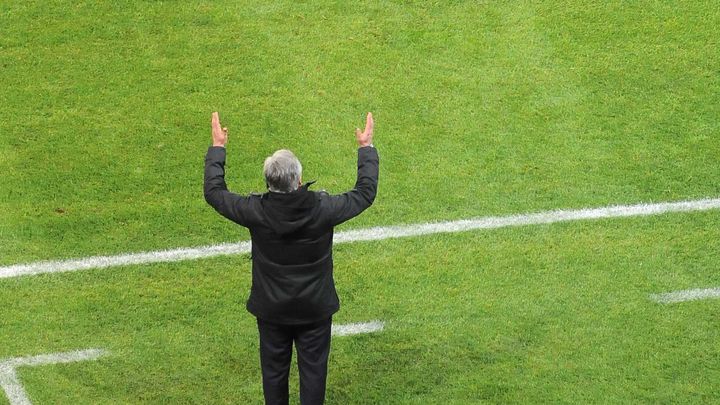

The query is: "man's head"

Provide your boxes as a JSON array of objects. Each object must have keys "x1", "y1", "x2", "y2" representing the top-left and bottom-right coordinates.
[{"x1": 263, "y1": 149, "x2": 302, "y2": 193}]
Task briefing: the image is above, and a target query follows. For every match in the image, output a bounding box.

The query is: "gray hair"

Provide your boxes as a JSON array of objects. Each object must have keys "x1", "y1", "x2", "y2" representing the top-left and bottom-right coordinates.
[{"x1": 263, "y1": 149, "x2": 302, "y2": 193}]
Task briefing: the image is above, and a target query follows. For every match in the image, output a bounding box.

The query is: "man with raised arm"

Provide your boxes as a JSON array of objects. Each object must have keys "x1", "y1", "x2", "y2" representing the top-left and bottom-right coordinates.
[{"x1": 203, "y1": 112, "x2": 378, "y2": 405}]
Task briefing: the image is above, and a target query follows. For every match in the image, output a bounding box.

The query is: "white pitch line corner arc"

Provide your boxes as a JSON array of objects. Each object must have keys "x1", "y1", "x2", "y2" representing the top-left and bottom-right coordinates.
[{"x1": 0, "y1": 349, "x2": 108, "y2": 405}]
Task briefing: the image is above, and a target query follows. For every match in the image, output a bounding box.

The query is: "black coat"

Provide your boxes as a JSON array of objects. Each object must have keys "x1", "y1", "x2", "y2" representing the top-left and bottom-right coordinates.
[{"x1": 204, "y1": 146, "x2": 379, "y2": 324}]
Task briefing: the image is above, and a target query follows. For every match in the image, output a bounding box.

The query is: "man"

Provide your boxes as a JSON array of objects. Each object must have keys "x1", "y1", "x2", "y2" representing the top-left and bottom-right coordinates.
[{"x1": 203, "y1": 111, "x2": 379, "y2": 404}]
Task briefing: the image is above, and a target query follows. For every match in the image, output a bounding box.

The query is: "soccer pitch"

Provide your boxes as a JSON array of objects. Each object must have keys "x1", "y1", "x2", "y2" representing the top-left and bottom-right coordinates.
[{"x1": 1, "y1": 1, "x2": 719, "y2": 403}]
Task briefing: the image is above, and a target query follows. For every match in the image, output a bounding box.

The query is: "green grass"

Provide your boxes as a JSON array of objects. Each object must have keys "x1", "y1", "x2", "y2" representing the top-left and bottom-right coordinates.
[
  {"x1": 2, "y1": 212, "x2": 719, "y2": 403},
  {"x1": 1, "y1": 0, "x2": 719, "y2": 403}
]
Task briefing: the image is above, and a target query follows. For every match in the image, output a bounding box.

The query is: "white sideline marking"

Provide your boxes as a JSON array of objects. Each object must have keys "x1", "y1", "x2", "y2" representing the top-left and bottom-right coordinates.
[
  {"x1": 0, "y1": 349, "x2": 107, "y2": 405},
  {"x1": 332, "y1": 321, "x2": 384, "y2": 336},
  {"x1": 1, "y1": 198, "x2": 720, "y2": 279},
  {"x1": 650, "y1": 288, "x2": 720, "y2": 304},
  {"x1": 0, "y1": 242, "x2": 252, "y2": 279}
]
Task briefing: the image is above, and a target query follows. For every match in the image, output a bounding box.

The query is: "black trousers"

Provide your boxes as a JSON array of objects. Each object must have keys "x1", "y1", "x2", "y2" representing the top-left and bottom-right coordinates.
[{"x1": 257, "y1": 317, "x2": 332, "y2": 405}]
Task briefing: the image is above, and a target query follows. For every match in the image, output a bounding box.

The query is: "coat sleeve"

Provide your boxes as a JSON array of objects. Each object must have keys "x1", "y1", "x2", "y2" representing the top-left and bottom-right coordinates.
[
  {"x1": 325, "y1": 146, "x2": 379, "y2": 226},
  {"x1": 203, "y1": 146, "x2": 251, "y2": 226}
]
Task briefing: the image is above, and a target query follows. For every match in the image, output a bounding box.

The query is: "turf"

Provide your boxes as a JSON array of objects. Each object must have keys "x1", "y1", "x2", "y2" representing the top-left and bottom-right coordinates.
[{"x1": 1, "y1": 1, "x2": 719, "y2": 403}]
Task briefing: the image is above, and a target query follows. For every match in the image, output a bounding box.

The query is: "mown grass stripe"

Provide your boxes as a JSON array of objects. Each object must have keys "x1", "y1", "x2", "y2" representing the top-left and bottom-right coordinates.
[
  {"x1": 1, "y1": 198, "x2": 719, "y2": 279},
  {"x1": 650, "y1": 288, "x2": 720, "y2": 304}
]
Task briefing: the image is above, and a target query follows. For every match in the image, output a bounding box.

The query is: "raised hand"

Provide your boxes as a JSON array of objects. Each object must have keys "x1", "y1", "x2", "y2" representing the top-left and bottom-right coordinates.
[
  {"x1": 355, "y1": 112, "x2": 374, "y2": 147},
  {"x1": 211, "y1": 112, "x2": 228, "y2": 147}
]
